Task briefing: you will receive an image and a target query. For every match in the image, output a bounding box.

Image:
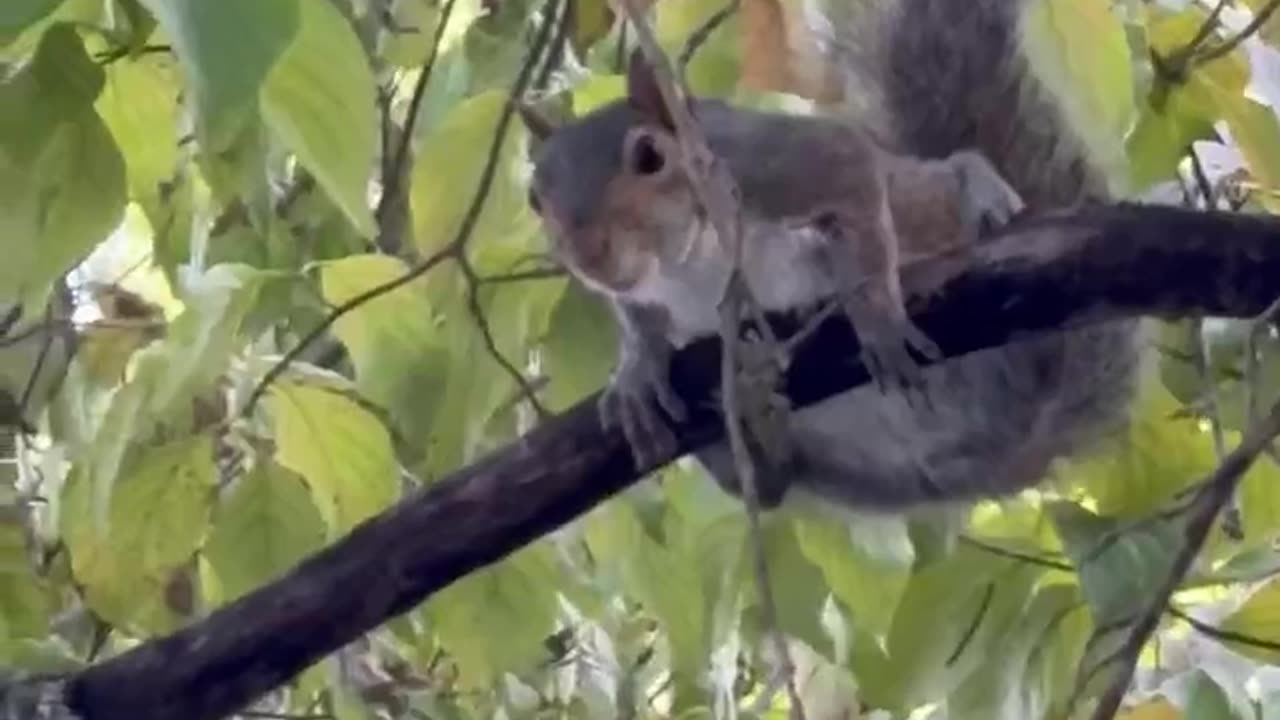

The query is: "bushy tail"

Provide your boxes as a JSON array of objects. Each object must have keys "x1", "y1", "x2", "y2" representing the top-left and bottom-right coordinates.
[
  {"x1": 820, "y1": 0, "x2": 1145, "y2": 491},
  {"x1": 878, "y1": 0, "x2": 1108, "y2": 208}
]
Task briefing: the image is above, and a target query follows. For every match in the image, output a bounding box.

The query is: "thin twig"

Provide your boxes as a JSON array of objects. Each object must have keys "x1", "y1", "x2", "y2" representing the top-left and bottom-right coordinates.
[
  {"x1": 240, "y1": 248, "x2": 454, "y2": 416},
  {"x1": 534, "y1": 0, "x2": 574, "y2": 90},
  {"x1": 375, "y1": 0, "x2": 461, "y2": 238},
  {"x1": 676, "y1": 0, "x2": 740, "y2": 71},
  {"x1": 945, "y1": 583, "x2": 995, "y2": 665},
  {"x1": 458, "y1": 258, "x2": 551, "y2": 419},
  {"x1": 443, "y1": 0, "x2": 563, "y2": 419},
  {"x1": 1170, "y1": 0, "x2": 1232, "y2": 71},
  {"x1": 1089, "y1": 399, "x2": 1280, "y2": 720},
  {"x1": 1166, "y1": 604, "x2": 1280, "y2": 654},
  {"x1": 17, "y1": 301, "x2": 59, "y2": 423},
  {"x1": 962, "y1": 537, "x2": 1280, "y2": 656},
  {"x1": 477, "y1": 267, "x2": 566, "y2": 285},
  {"x1": 1195, "y1": 0, "x2": 1280, "y2": 64},
  {"x1": 959, "y1": 535, "x2": 1073, "y2": 572}
]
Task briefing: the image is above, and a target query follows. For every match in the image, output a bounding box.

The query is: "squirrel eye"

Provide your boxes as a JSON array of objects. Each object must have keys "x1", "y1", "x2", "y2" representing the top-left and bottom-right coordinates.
[{"x1": 629, "y1": 134, "x2": 665, "y2": 176}]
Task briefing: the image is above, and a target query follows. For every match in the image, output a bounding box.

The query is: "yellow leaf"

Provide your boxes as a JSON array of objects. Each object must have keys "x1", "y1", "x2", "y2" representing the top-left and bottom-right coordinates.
[
  {"x1": 1218, "y1": 577, "x2": 1280, "y2": 663},
  {"x1": 271, "y1": 382, "x2": 400, "y2": 535}
]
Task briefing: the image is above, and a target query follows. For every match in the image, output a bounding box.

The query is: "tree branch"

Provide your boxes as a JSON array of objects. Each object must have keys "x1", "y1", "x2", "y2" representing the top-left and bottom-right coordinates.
[{"x1": 43, "y1": 204, "x2": 1280, "y2": 720}]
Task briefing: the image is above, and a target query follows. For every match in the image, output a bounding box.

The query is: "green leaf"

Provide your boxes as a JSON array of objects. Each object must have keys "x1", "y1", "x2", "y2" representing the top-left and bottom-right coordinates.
[
  {"x1": 139, "y1": 0, "x2": 298, "y2": 151},
  {"x1": 61, "y1": 434, "x2": 217, "y2": 634},
  {"x1": 426, "y1": 544, "x2": 559, "y2": 685},
  {"x1": 0, "y1": 523, "x2": 52, "y2": 651},
  {"x1": 1064, "y1": 377, "x2": 1218, "y2": 518},
  {"x1": 739, "y1": 518, "x2": 834, "y2": 662},
  {"x1": 271, "y1": 382, "x2": 400, "y2": 536},
  {"x1": 422, "y1": 273, "x2": 563, "y2": 476},
  {"x1": 261, "y1": 0, "x2": 376, "y2": 237},
  {"x1": 0, "y1": 0, "x2": 62, "y2": 45},
  {"x1": 383, "y1": 0, "x2": 484, "y2": 68},
  {"x1": 571, "y1": 0, "x2": 614, "y2": 55},
  {"x1": 1125, "y1": 7, "x2": 1252, "y2": 192},
  {"x1": 96, "y1": 51, "x2": 186, "y2": 263},
  {"x1": 81, "y1": 264, "x2": 269, "y2": 522},
  {"x1": 1047, "y1": 501, "x2": 1179, "y2": 628},
  {"x1": 949, "y1": 583, "x2": 1084, "y2": 720},
  {"x1": 1126, "y1": 93, "x2": 1215, "y2": 191},
  {"x1": 0, "y1": 24, "x2": 126, "y2": 308},
  {"x1": 1218, "y1": 96, "x2": 1280, "y2": 213},
  {"x1": 656, "y1": 0, "x2": 741, "y2": 98},
  {"x1": 541, "y1": 281, "x2": 616, "y2": 411},
  {"x1": 0, "y1": 310, "x2": 75, "y2": 426},
  {"x1": 1215, "y1": 577, "x2": 1280, "y2": 664},
  {"x1": 318, "y1": 255, "x2": 449, "y2": 456},
  {"x1": 1185, "y1": 669, "x2": 1241, "y2": 720},
  {"x1": 572, "y1": 74, "x2": 626, "y2": 115},
  {"x1": 584, "y1": 500, "x2": 711, "y2": 683},
  {"x1": 202, "y1": 461, "x2": 326, "y2": 604},
  {"x1": 864, "y1": 545, "x2": 1039, "y2": 712},
  {"x1": 409, "y1": 90, "x2": 534, "y2": 256},
  {"x1": 1023, "y1": 0, "x2": 1135, "y2": 189},
  {"x1": 793, "y1": 512, "x2": 913, "y2": 641}
]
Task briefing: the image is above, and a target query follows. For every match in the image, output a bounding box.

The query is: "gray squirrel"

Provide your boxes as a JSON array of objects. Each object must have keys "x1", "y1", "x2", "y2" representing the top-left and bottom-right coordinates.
[{"x1": 522, "y1": 0, "x2": 1143, "y2": 511}]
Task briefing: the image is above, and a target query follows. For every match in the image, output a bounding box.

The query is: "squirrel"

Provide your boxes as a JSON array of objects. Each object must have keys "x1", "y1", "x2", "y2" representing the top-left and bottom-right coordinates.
[{"x1": 522, "y1": 0, "x2": 1143, "y2": 512}]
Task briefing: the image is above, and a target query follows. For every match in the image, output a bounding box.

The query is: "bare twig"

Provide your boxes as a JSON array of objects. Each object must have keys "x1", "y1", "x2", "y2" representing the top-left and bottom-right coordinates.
[
  {"x1": 239, "y1": 248, "x2": 453, "y2": 416},
  {"x1": 959, "y1": 535, "x2": 1073, "y2": 572},
  {"x1": 945, "y1": 583, "x2": 995, "y2": 665},
  {"x1": 1166, "y1": 604, "x2": 1280, "y2": 654},
  {"x1": 1169, "y1": 0, "x2": 1231, "y2": 71},
  {"x1": 1089, "y1": 399, "x2": 1280, "y2": 720},
  {"x1": 458, "y1": 258, "x2": 551, "y2": 419},
  {"x1": 17, "y1": 303, "x2": 58, "y2": 420},
  {"x1": 534, "y1": 0, "x2": 574, "y2": 90},
  {"x1": 677, "y1": 0, "x2": 740, "y2": 71},
  {"x1": 1195, "y1": 0, "x2": 1280, "y2": 64},
  {"x1": 477, "y1": 267, "x2": 566, "y2": 285},
  {"x1": 375, "y1": 0, "x2": 461, "y2": 239}
]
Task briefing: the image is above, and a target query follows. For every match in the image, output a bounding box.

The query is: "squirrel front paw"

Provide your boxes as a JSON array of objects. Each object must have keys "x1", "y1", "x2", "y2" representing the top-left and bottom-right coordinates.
[
  {"x1": 600, "y1": 356, "x2": 688, "y2": 469},
  {"x1": 840, "y1": 294, "x2": 941, "y2": 401},
  {"x1": 949, "y1": 150, "x2": 1026, "y2": 239}
]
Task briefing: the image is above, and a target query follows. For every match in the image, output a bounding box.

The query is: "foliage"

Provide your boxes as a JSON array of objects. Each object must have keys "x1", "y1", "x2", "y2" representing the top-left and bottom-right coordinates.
[{"x1": 1, "y1": 0, "x2": 1280, "y2": 718}]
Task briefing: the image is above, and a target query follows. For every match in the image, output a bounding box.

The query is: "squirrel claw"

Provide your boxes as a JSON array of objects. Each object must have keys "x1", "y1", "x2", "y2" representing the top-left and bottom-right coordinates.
[
  {"x1": 599, "y1": 362, "x2": 685, "y2": 469},
  {"x1": 847, "y1": 306, "x2": 938, "y2": 407}
]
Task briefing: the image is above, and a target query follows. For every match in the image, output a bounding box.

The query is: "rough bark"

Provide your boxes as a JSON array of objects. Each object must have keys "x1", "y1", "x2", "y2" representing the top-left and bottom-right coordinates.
[{"x1": 44, "y1": 204, "x2": 1280, "y2": 720}]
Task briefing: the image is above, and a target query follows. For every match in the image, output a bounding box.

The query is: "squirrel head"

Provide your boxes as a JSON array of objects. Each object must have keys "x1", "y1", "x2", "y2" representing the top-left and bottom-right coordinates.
[{"x1": 523, "y1": 50, "x2": 702, "y2": 298}]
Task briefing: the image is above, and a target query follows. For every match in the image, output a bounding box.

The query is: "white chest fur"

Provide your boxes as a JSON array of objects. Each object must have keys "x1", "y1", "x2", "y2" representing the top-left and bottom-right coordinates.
[{"x1": 622, "y1": 220, "x2": 837, "y2": 347}]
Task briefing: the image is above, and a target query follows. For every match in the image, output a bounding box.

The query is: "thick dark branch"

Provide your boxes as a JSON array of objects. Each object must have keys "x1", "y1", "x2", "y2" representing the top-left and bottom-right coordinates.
[{"x1": 58, "y1": 204, "x2": 1280, "y2": 720}]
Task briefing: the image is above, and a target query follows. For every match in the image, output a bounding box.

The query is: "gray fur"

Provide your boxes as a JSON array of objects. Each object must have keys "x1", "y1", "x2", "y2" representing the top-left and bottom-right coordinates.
[{"x1": 696, "y1": 0, "x2": 1143, "y2": 509}]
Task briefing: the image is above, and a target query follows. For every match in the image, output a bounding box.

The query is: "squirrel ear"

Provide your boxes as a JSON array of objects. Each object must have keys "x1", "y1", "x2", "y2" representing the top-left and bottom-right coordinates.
[
  {"x1": 517, "y1": 101, "x2": 558, "y2": 144},
  {"x1": 625, "y1": 47, "x2": 677, "y2": 130}
]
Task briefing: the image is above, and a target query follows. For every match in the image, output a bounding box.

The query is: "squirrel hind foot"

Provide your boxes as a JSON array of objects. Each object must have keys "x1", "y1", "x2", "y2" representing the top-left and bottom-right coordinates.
[{"x1": 945, "y1": 150, "x2": 1027, "y2": 240}]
